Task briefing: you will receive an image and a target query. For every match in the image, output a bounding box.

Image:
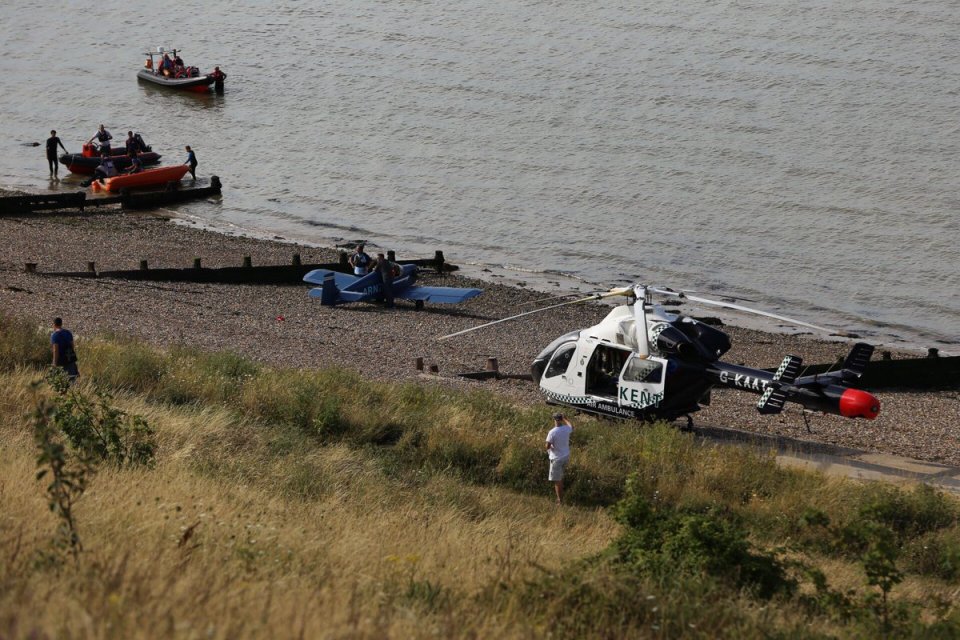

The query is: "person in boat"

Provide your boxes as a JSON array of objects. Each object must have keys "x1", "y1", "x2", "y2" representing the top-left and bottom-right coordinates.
[
  {"x1": 160, "y1": 53, "x2": 174, "y2": 77},
  {"x1": 125, "y1": 131, "x2": 138, "y2": 155},
  {"x1": 184, "y1": 145, "x2": 198, "y2": 179},
  {"x1": 88, "y1": 125, "x2": 113, "y2": 153},
  {"x1": 91, "y1": 151, "x2": 118, "y2": 183},
  {"x1": 45, "y1": 129, "x2": 67, "y2": 179},
  {"x1": 124, "y1": 151, "x2": 143, "y2": 175},
  {"x1": 144, "y1": 57, "x2": 153, "y2": 70}
]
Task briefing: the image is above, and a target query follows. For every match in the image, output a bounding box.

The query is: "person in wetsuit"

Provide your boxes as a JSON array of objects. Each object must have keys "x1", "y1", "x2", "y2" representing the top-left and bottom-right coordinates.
[{"x1": 45, "y1": 130, "x2": 67, "y2": 178}]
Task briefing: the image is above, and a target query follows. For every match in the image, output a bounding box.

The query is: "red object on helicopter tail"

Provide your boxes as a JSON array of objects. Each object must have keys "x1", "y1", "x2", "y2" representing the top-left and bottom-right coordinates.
[{"x1": 839, "y1": 388, "x2": 880, "y2": 419}]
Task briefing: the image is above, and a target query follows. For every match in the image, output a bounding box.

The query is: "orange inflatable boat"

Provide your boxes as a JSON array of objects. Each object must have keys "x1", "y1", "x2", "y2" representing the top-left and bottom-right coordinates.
[{"x1": 91, "y1": 165, "x2": 190, "y2": 193}]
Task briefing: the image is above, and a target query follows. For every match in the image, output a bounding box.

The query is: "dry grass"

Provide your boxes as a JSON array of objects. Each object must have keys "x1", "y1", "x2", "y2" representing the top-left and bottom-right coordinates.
[{"x1": 0, "y1": 371, "x2": 617, "y2": 639}]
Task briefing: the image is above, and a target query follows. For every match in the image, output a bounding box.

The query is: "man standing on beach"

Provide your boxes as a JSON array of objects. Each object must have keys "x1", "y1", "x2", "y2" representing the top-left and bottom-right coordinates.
[
  {"x1": 50, "y1": 317, "x2": 79, "y2": 382},
  {"x1": 45, "y1": 130, "x2": 67, "y2": 179},
  {"x1": 370, "y1": 252, "x2": 400, "y2": 308},
  {"x1": 349, "y1": 244, "x2": 372, "y2": 275},
  {"x1": 545, "y1": 413, "x2": 573, "y2": 505}
]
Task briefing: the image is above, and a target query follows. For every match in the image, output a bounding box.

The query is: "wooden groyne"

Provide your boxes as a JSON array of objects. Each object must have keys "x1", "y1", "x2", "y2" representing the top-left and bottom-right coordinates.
[
  {"x1": 24, "y1": 250, "x2": 455, "y2": 285},
  {"x1": 0, "y1": 176, "x2": 222, "y2": 215},
  {"x1": 768, "y1": 351, "x2": 960, "y2": 391}
]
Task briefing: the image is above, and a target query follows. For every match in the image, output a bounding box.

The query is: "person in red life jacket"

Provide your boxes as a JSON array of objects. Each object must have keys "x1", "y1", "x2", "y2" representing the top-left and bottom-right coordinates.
[{"x1": 210, "y1": 66, "x2": 226, "y2": 81}]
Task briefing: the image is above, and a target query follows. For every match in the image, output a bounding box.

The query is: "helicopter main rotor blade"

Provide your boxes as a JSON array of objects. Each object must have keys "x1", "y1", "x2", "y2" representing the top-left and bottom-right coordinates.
[
  {"x1": 650, "y1": 287, "x2": 831, "y2": 333},
  {"x1": 439, "y1": 288, "x2": 629, "y2": 340}
]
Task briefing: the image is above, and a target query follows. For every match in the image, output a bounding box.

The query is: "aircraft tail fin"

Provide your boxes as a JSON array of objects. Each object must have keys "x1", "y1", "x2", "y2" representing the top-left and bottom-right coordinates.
[
  {"x1": 320, "y1": 272, "x2": 339, "y2": 305},
  {"x1": 840, "y1": 343, "x2": 873, "y2": 382},
  {"x1": 772, "y1": 355, "x2": 802, "y2": 384},
  {"x1": 757, "y1": 387, "x2": 788, "y2": 414}
]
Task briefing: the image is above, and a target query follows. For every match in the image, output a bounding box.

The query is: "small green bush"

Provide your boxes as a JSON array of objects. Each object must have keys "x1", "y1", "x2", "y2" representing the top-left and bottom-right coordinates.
[
  {"x1": 903, "y1": 529, "x2": 960, "y2": 580},
  {"x1": 612, "y1": 474, "x2": 794, "y2": 599},
  {"x1": 856, "y1": 483, "x2": 958, "y2": 541}
]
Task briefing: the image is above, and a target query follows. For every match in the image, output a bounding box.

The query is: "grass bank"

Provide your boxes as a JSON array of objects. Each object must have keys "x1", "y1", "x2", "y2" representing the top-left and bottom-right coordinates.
[{"x1": 1, "y1": 314, "x2": 959, "y2": 638}]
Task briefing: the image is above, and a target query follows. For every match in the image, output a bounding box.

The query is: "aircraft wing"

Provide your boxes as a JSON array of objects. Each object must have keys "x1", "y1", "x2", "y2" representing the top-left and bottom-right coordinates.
[
  {"x1": 400, "y1": 285, "x2": 482, "y2": 304},
  {"x1": 303, "y1": 269, "x2": 358, "y2": 288}
]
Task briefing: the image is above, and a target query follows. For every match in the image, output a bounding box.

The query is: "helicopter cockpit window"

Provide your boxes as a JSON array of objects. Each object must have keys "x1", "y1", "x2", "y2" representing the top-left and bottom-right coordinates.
[
  {"x1": 585, "y1": 345, "x2": 631, "y2": 397},
  {"x1": 623, "y1": 357, "x2": 664, "y2": 384},
  {"x1": 544, "y1": 345, "x2": 576, "y2": 378}
]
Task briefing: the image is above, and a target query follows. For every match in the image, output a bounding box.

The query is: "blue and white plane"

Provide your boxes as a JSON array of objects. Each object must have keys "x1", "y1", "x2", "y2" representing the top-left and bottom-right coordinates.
[{"x1": 303, "y1": 264, "x2": 482, "y2": 308}]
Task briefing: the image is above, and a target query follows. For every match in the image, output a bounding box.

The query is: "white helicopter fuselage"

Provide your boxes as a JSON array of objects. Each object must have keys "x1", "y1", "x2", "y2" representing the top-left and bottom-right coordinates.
[{"x1": 537, "y1": 305, "x2": 671, "y2": 419}]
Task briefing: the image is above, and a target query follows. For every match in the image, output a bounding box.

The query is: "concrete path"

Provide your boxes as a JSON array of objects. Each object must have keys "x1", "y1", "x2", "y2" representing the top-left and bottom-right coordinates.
[{"x1": 694, "y1": 424, "x2": 960, "y2": 494}]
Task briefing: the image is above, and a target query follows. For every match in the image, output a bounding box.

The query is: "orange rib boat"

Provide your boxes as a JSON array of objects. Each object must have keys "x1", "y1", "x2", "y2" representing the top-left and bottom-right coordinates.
[{"x1": 91, "y1": 165, "x2": 190, "y2": 193}]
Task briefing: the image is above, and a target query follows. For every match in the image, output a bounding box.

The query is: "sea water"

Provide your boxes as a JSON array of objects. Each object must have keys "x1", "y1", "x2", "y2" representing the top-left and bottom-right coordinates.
[{"x1": 1, "y1": 0, "x2": 957, "y2": 350}]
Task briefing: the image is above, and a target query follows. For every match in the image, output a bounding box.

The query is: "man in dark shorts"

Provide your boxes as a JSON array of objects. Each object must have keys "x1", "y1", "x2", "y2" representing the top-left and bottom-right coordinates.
[
  {"x1": 46, "y1": 130, "x2": 67, "y2": 178},
  {"x1": 50, "y1": 317, "x2": 79, "y2": 381}
]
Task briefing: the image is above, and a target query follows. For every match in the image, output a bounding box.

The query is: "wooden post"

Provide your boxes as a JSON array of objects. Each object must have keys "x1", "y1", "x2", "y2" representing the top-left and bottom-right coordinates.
[
  {"x1": 292, "y1": 253, "x2": 301, "y2": 266},
  {"x1": 486, "y1": 357, "x2": 499, "y2": 373},
  {"x1": 193, "y1": 258, "x2": 202, "y2": 269},
  {"x1": 87, "y1": 261, "x2": 96, "y2": 274},
  {"x1": 243, "y1": 256, "x2": 252, "y2": 268},
  {"x1": 140, "y1": 260, "x2": 149, "y2": 271},
  {"x1": 435, "y1": 250, "x2": 445, "y2": 274},
  {"x1": 928, "y1": 348, "x2": 939, "y2": 358},
  {"x1": 387, "y1": 250, "x2": 396, "y2": 263},
  {"x1": 415, "y1": 357, "x2": 424, "y2": 371},
  {"x1": 882, "y1": 351, "x2": 892, "y2": 361},
  {"x1": 24, "y1": 263, "x2": 37, "y2": 273}
]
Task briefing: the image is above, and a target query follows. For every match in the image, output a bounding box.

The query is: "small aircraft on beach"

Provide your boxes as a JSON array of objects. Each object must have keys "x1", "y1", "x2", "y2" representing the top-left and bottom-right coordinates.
[
  {"x1": 441, "y1": 284, "x2": 880, "y2": 428},
  {"x1": 303, "y1": 264, "x2": 482, "y2": 309}
]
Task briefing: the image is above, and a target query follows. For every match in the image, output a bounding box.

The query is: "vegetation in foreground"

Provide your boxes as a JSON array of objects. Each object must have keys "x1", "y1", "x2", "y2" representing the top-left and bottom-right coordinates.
[{"x1": 1, "y1": 314, "x2": 959, "y2": 639}]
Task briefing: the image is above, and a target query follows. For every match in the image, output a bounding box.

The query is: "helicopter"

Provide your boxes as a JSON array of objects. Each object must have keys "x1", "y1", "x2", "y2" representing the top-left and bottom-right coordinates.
[{"x1": 441, "y1": 284, "x2": 880, "y2": 428}]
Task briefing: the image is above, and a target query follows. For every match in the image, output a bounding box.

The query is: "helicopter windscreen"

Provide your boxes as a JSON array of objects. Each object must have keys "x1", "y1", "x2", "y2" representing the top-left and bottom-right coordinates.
[{"x1": 544, "y1": 344, "x2": 576, "y2": 378}]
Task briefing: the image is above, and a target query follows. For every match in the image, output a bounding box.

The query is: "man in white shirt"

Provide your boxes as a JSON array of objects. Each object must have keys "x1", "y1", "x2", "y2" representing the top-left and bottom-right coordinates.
[{"x1": 545, "y1": 413, "x2": 573, "y2": 505}]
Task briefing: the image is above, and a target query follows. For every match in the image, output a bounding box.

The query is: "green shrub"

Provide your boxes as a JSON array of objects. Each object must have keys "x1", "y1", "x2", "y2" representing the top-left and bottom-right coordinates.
[
  {"x1": 612, "y1": 474, "x2": 794, "y2": 599},
  {"x1": 52, "y1": 386, "x2": 156, "y2": 468},
  {"x1": 856, "y1": 483, "x2": 957, "y2": 541},
  {"x1": 903, "y1": 529, "x2": 960, "y2": 580}
]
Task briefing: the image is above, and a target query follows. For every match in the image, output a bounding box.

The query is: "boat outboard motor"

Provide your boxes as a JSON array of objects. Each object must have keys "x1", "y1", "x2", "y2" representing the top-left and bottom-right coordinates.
[{"x1": 134, "y1": 133, "x2": 150, "y2": 152}]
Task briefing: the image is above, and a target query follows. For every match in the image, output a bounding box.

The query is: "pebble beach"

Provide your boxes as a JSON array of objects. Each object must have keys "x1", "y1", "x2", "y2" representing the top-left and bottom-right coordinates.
[{"x1": 2, "y1": 193, "x2": 958, "y2": 466}]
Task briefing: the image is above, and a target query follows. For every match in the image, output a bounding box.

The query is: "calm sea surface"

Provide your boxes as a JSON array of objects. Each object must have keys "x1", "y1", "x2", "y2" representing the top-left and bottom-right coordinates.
[{"x1": 1, "y1": 0, "x2": 958, "y2": 350}]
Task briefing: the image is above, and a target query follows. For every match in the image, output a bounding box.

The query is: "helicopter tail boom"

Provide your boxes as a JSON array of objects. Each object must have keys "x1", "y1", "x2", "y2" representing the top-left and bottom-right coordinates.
[{"x1": 709, "y1": 343, "x2": 880, "y2": 420}]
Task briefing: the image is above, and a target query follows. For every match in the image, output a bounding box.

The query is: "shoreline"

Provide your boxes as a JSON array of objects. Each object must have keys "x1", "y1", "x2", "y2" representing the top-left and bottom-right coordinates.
[{"x1": 1, "y1": 196, "x2": 958, "y2": 466}]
